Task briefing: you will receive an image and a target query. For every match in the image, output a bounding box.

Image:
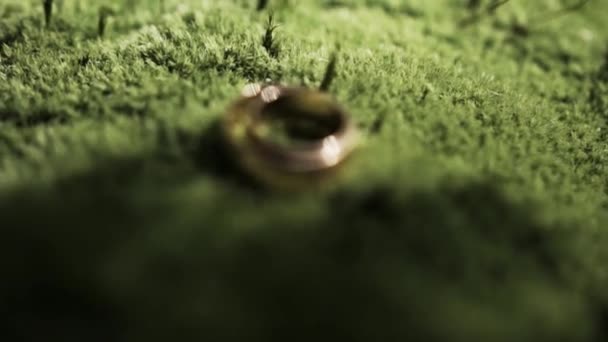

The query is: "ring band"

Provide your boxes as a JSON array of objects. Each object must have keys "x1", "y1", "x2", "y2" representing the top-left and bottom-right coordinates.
[{"x1": 222, "y1": 84, "x2": 359, "y2": 187}]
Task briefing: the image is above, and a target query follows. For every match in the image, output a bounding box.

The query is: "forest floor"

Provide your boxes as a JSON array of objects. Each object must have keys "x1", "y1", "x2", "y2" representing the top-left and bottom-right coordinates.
[{"x1": 1, "y1": 0, "x2": 608, "y2": 341}]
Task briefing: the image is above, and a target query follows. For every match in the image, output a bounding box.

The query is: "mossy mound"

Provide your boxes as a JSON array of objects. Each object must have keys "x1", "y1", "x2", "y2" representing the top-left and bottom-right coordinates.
[{"x1": 1, "y1": 1, "x2": 608, "y2": 341}]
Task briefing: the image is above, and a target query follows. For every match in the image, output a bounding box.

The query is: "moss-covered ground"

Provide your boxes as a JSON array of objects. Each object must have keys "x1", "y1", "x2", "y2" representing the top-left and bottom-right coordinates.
[{"x1": 2, "y1": 0, "x2": 608, "y2": 341}]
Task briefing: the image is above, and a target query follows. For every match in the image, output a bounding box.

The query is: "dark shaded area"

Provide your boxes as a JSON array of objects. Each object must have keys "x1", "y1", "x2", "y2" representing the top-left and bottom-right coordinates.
[
  {"x1": 593, "y1": 301, "x2": 608, "y2": 341},
  {"x1": 0, "y1": 19, "x2": 25, "y2": 47},
  {"x1": 0, "y1": 153, "x2": 601, "y2": 341},
  {"x1": 369, "y1": 114, "x2": 385, "y2": 134},
  {"x1": 0, "y1": 108, "x2": 70, "y2": 127},
  {"x1": 3, "y1": 275, "x2": 124, "y2": 342},
  {"x1": 190, "y1": 120, "x2": 262, "y2": 190},
  {"x1": 460, "y1": 0, "x2": 512, "y2": 28},
  {"x1": 257, "y1": 0, "x2": 270, "y2": 11}
]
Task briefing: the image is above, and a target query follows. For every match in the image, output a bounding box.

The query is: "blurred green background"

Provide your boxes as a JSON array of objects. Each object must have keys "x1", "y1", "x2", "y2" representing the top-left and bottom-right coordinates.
[{"x1": 1, "y1": 0, "x2": 608, "y2": 341}]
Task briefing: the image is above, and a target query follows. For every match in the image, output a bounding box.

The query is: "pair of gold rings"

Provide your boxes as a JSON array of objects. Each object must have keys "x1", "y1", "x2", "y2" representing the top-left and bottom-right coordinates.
[{"x1": 222, "y1": 84, "x2": 359, "y2": 188}]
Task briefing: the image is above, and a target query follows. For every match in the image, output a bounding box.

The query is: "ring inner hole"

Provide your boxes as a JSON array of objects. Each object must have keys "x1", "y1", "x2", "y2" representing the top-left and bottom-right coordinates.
[{"x1": 256, "y1": 95, "x2": 342, "y2": 146}]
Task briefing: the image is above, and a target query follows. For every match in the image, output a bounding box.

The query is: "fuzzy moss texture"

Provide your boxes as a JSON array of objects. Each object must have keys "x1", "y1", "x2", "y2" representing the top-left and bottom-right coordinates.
[{"x1": 1, "y1": 0, "x2": 608, "y2": 341}]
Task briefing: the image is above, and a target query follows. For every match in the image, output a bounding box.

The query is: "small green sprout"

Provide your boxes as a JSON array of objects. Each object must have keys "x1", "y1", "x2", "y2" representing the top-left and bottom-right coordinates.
[
  {"x1": 262, "y1": 14, "x2": 280, "y2": 59},
  {"x1": 43, "y1": 0, "x2": 53, "y2": 27},
  {"x1": 320, "y1": 52, "x2": 338, "y2": 92},
  {"x1": 98, "y1": 6, "x2": 115, "y2": 38}
]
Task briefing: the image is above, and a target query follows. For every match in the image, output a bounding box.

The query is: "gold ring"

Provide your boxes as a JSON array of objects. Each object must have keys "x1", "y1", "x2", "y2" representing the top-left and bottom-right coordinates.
[{"x1": 222, "y1": 84, "x2": 359, "y2": 188}]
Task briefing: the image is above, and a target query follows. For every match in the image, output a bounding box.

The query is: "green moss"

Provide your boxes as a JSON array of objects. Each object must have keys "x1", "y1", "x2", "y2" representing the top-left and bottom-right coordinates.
[{"x1": 1, "y1": 0, "x2": 608, "y2": 341}]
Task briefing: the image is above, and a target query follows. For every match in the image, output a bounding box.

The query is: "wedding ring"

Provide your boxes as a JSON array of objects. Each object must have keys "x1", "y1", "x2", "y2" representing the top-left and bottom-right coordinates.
[{"x1": 222, "y1": 84, "x2": 359, "y2": 188}]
